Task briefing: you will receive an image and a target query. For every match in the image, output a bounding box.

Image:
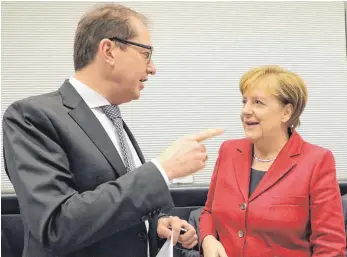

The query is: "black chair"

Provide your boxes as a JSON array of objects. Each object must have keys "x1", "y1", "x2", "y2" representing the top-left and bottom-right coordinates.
[{"x1": 2, "y1": 183, "x2": 347, "y2": 257}]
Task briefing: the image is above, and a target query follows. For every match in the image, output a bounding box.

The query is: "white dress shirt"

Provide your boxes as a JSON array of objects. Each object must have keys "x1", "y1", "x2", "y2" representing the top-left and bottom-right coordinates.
[{"x1": 69, "y1": 77, "x2": 169, "y2": 256}]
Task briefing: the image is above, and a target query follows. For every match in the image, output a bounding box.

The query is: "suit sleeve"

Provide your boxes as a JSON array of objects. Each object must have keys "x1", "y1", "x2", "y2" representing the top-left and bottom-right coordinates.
[
  {"x1": 199, "y1": 142, "x2": 225, "y2": 247},
  {"x1": 2, "y1": 101, "x2": 174, "y2": 255},
  {"x1": 309, "y1": 150, "x2": 346, "y2": 256}
]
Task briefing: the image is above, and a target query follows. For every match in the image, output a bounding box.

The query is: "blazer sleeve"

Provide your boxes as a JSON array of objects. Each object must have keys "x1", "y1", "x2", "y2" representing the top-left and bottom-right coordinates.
[
  {"x1": 199, "y1": 142, "x2": 225, "y2": 246},
  {"x1": 2, "y1": 101, "x2": 174, "y2": 255},
  {"x1": 309, "y1": 150, "x2": 346, "y2": 256}
]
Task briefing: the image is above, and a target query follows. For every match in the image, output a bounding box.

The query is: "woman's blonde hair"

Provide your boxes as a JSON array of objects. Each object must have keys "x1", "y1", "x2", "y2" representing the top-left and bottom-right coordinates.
[{"x1": 239, "y1": 65, "x2": 308, "y2": 129}]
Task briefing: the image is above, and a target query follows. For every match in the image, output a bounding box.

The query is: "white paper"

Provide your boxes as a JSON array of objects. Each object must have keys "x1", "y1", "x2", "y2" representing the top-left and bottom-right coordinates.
[{"x1": 156, "y1": 231, "x2": 173, "y2": 257}]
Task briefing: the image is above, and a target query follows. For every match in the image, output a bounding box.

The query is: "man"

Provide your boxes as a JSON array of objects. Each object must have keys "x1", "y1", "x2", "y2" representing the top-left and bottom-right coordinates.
[
  {"x1": 174, "y1": 207, "x2": 203, "y2": 257},
  {"x1": 2, "y1": 3, "x2": 224, "y2": 257}
]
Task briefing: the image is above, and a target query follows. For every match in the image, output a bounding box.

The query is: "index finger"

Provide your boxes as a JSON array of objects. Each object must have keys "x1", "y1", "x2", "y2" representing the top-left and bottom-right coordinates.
[
  {"x1": 170, "y1": 217, "x2": 182, "y2": 245},
  {"x1": 188, "y1": 128, "x2": 225, "y2": 142},
  {"x1": 178, "y1": 222, "x2": 196, "y2": 242}
]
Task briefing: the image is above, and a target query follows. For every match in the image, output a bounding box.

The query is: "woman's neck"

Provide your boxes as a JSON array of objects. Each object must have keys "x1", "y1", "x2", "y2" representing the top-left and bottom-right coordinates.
[{"x1": 253, "y1": 131, "x2": 289, "y2": 160}]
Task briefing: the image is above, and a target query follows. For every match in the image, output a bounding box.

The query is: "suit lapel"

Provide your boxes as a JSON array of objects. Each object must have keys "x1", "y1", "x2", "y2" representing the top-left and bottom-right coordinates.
[
  {"x1": 59, "y1": 80, "x2": 128, "y2": 177},
  {"x1": 125, "y1": 120, "x2": 157, "y2": 256},
  {"x1": 232, "y1": 140, "x2": 253, "y2": 201},
  {"x1": 124, "y1": 122, "x2": 145, "y2": 163},
  {"x1": 248, "y1": 131, "x2": 302, "y2": 202},
  {"x1": 124, "y1": 123, "x2": 158, "y2": 255}
]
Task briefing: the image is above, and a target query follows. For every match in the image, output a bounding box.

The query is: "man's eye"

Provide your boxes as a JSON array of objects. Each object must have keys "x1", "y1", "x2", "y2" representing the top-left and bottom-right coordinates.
[{"x1": 143, "y1": 52, "x2": 150, "y2": 59}]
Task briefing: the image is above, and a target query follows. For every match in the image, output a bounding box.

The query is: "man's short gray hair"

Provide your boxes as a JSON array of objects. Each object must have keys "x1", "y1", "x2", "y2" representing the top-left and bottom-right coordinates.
[{"x1": 73, "y1": 3, "x2": 147, "y2": 71}]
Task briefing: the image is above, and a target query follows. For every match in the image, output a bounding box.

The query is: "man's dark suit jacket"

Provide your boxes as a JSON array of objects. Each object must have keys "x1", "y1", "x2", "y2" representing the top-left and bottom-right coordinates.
[
  {"x1": 173, "y1": 208, "x2": 202, "y2": 257},
  {"x1": 2, "y1": 80, "x2": 175, "y2": 257}
]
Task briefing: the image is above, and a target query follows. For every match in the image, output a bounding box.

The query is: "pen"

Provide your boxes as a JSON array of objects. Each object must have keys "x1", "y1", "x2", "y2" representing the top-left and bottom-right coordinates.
[
  {"x1": 180, "y1": 228, "x2": 187, "y2": 235},
  {"x1": 168, "y1": 226, "x2": 187, "y2": 235}
]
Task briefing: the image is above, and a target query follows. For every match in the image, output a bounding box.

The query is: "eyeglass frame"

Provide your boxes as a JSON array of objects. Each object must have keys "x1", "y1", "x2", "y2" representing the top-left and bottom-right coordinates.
[{"x1": 109, "y1": 36, "x2": 153, "y2": 64}]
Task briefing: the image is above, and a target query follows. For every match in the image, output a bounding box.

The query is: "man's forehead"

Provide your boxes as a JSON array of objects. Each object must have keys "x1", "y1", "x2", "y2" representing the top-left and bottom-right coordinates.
[
  {"x1": 129, "y1": 16, "x2": 152, "y2": 46},
  {"x1": 133, "y1": 34, "x2": 152, "y2": 47}
]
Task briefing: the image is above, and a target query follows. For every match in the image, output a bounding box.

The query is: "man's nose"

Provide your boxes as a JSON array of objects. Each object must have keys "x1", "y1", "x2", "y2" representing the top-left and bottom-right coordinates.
[{"x1": 147, "y1": 60, "x2": 156, "y2": 75}]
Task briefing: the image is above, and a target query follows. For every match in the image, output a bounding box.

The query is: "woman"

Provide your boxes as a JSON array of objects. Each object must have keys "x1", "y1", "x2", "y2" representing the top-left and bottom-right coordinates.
[{"x1": 199, "y1": 65, "x2": 346, "y2": 257}]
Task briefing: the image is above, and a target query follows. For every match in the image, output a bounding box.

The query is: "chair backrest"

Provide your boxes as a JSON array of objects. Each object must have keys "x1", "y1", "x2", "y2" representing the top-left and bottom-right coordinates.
[
  {"x1": 2, "y1": 215, "x2": 24, "y2": 257},
  {"x1": 2, "y1": 183, "x2": 347, "y2": 257}
]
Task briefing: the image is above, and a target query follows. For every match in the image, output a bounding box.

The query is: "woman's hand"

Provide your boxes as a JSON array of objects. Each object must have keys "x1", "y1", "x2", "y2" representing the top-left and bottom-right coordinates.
[{"x1": 202, "y1": 235, "x2": 228, "y2": 257}]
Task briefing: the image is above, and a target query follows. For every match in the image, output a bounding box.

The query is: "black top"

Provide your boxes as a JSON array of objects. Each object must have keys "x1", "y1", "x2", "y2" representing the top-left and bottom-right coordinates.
[{"x1": 249, "y1": 168, "x2": 266, "y2": 196}]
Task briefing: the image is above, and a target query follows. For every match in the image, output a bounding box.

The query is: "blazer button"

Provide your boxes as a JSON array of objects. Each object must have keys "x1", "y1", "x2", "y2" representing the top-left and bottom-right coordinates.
[
  {"x1": 240, "y1": 203, "x2": 247, "y2": 210},
  {"x1": 138, "y1": 232, "x2": 147, "y2": 241},
  {"x1": 238, "y1": 230, "x2": 245, "y2": 238}
]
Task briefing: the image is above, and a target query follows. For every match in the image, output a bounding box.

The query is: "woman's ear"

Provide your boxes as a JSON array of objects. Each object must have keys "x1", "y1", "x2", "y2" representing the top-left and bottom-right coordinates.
[{"x1": 282, "y1": 103, "x2": 293, "y2": 124}]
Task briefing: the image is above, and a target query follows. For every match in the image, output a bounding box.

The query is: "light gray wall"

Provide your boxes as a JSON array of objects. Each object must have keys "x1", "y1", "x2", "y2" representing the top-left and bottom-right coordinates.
[{"x1": 1, "y1": 1, "x2": 347, "y2": 192}]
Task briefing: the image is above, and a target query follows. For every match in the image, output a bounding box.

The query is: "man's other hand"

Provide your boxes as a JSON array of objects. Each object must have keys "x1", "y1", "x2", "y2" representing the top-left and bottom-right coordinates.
[{"x1": 157, "y1": 216, "x2": 198, "y2": 249}]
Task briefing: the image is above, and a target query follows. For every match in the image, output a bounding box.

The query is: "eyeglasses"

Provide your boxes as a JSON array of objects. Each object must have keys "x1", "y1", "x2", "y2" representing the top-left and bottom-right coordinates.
[{"x1": 109, "y1": 36, "x2": 153, "y2": 64}]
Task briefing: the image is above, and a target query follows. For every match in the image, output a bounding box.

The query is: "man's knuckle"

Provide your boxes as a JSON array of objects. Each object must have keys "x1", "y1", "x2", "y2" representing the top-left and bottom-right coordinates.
[{"x1": 172, "y1": 216, "x2": 180, "y2": 221}]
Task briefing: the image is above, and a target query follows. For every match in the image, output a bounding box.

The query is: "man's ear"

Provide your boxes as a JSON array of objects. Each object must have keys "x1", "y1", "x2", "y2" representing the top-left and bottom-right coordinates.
[
  {"x1": 99, "y1": 39, "x2": 118, "y2": 66},
  {"x1": 282, "y1": 103, "x2": 293, "y2": 124}
]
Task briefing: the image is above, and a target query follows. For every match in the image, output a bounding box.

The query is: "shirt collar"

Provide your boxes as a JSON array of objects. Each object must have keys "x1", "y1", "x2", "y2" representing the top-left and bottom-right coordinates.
[{"x1": 69, "y1": 76, "x2": 110, "y2": 109}]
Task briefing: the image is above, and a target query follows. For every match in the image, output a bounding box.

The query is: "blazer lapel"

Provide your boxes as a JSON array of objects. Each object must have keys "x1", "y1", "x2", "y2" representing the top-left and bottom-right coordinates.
[
  {"x1": 248, "y1": 131, "x2": 302, "y2": 202},
  {"x1": 123, "y1": 123, "x2": 157, "y2": 256},
  {"x1": 232, "y1": 140, "x2": 253, "y2": 201},
  {"x1": 59, "y1": 80, "x2": 128, "y2": 177},
  {"x1": 124, "y1": 122, "x2": 145, "y2": 163},
  {"x1": 249, "y1": 156, "x2": 295, "y2": 202}
]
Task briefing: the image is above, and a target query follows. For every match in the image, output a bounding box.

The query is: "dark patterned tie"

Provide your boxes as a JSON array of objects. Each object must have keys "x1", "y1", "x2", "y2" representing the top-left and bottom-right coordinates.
[{"x1": 100, "y1": 105, "x2": 135, "y2": 173}]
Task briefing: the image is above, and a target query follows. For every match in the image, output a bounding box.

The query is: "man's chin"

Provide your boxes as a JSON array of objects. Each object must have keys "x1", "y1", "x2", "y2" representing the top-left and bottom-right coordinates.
[{"x1": 133, "y1": 90, "x2": 141, "y2": 100}]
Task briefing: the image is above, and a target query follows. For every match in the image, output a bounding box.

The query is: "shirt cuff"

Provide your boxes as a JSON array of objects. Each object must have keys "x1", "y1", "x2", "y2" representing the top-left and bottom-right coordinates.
[{"x1": 151, "y1": 158, "x2": 170, "y2": 186}]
